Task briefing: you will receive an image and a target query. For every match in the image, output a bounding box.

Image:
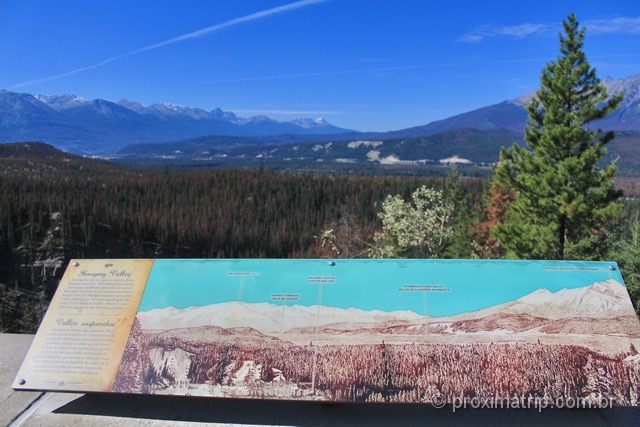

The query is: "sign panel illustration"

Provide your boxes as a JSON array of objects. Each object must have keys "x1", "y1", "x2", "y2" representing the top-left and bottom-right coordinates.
[{"x1": 14, "y1": 259, "x2": 640, "y2": 406}]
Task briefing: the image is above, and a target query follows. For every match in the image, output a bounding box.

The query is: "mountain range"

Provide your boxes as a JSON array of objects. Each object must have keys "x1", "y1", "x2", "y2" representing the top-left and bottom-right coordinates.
[
  {"x1": 0, "y1": 90, "x2": 353, "y2": 153},
  {"x1": 383, "y1": 75, "x2": 640, "y2": 138},
  {"x1": 1, "y1": 74, "x2": 639, "y2": 172}
]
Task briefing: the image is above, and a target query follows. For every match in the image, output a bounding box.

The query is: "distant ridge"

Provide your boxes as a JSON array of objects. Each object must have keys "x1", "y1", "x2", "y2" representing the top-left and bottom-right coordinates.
[
  {"x1": 0, "y1": 141, "x2": 69, "y2": 158},
  {"x1": 378, "y1": 74, "x2": 640, "y2": 139},
  {"x1": 384, "y1": 101, "x2": 529, "y2": 137},
  {"x1": 0, "y1": 90, "x2": 355, "y2": 154},
  {"x1": 0, "y1": 141, "x2": 132, "y2": 176}
]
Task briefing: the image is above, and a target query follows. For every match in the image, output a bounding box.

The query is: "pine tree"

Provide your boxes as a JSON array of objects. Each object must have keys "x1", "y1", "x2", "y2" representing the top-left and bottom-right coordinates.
[
  {"x1": 610, "y1": 212, "x2": 640, "y2": 313},
  {"x1": 494, "y1": 13, "x2": 623, "y2": 260},
  {"x1": 0, "y1": 285, "x2": 13, "y2": 332},
  {"x1": 473, "y1": 174, "x2": 514, "y2": 258},
  {"x1": 442, "y1": 166, "x2": 475, "y2": 258}
]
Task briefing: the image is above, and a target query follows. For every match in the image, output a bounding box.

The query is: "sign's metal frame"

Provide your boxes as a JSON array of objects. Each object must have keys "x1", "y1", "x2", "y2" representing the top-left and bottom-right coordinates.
[{"x1": 13, "y1": 258, "x2": 640, "y2": 407}]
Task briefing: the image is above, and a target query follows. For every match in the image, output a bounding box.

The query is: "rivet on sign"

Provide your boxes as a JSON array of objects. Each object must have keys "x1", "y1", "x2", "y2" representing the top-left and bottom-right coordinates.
[
  {"x1": 72, "y1": 262, "x2": 79, "y2": 267},
  {"x1": 608, "y1": 265, "x2": 616, "y2": 271},
  {"x1": 328, "y1": 260, "x2": 336, "y2": 266},
  {"x1": 18, "y1": 379, "x2": 26, "y2": 385}
]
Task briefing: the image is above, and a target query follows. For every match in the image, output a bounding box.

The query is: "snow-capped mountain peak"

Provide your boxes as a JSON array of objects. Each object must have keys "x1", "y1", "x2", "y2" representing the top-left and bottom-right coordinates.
[
  {"x1": 35, "y1": 94, "x2": 89, "y2": 110},
  {"x1": 147, "y1": 102, "x2": 212, "y2": 120},
  {"x1": 210, "y1": 107, "x2": 239, "y2": 122},
  {"x1": 290, "y1": 117, "x2": 330, "y2": 128},
  {"x1": 509, "y1": 90, "x2": 536, "y2": 107},
  {"x1": 116, "y1": 98, "x2": 147, "y2": 113},
  {"x1": 601, "y1": 75, "x2": 640, "y2": 108}
]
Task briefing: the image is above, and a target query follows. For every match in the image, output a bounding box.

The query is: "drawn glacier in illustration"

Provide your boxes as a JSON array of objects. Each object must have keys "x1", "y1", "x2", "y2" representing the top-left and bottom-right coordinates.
[
  {"x1": 136, "y1": 302, "x2": 423, "y2": 334},
  {"x1": 114, "y1": 273, "x2": 640, "y2": 404}
]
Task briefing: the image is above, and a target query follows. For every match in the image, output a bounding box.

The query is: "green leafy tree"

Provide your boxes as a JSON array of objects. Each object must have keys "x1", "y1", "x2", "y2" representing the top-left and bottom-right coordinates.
[
  {"x1": 369, "y1": 186, "x2": 453, "y2": 258},
  {"x1": 494, "y1": 13, "x2": 623, "y2": 260}
]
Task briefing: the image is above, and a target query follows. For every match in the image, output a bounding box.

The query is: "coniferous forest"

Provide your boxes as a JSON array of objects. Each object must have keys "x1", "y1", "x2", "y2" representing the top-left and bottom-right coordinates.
[{"x1": 0, "y1": 150, "x2": 490, "y2": 332}]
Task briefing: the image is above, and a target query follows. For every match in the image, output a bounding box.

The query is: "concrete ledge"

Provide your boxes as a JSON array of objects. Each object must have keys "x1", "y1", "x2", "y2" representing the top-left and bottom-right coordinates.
[
  {"x1": 0, "y1": 334, "x2": 42, "y2": 427},
  {"x1": 2, "y1": 333, "x2": 640, "y2": 426}
]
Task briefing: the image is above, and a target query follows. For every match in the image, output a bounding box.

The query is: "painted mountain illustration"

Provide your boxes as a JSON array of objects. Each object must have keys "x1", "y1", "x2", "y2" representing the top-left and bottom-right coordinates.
[
  {"x1": 507, "y1": 279, "x2": 634, "y2": 317},
  {"x1": 393, "y1": 279, "x2": 640, "y2": 343},
  {"x1": 135, "y1": 279, "x2": 638, "y2": 344},
  {"x1": 458, "y1": 278, "x2": 636, "y2": 321},
  {"x1": 136, "y1": 301, "x2": 423, "y2": 335}
]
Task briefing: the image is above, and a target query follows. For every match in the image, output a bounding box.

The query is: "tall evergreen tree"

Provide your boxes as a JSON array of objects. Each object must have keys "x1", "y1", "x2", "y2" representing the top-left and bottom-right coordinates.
[
  {"x1": 610, "y1": 211, "x2": 640, "y2": 313},
  {"x1": 442, "y1": 166, "x2": 474, "y2": 258},
  {"x1": 494, "y1": 13, "x2": 623, "y2": 260},
  {"x1": 473, "y1": 174, "x2": 514, "y2": 259}
]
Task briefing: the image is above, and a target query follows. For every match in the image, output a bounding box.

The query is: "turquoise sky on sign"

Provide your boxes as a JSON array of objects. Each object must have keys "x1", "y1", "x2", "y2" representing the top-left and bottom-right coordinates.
[{"x1": 136, "y1": 259, "x2": 624, "y2": 317}]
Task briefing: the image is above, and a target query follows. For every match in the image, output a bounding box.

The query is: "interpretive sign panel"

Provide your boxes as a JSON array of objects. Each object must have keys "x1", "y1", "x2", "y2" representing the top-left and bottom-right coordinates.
[
  {"x1": 13, "y1": 259, "x2": 153, "y2": 391},
  {"x1": 14, "y1": 259, "x2": 640, "y2": 407}
]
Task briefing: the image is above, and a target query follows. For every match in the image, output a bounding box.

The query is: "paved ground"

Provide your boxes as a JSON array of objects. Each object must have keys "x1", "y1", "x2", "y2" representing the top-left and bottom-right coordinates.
[{"x1": 2, "y1": 333, "x2": 640, "y2": 426}]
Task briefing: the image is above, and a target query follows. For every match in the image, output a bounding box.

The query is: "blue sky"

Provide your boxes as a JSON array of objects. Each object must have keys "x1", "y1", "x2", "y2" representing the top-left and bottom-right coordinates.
[
  {"x1": 1, "y1": 1, "x2": 638, "y2": 131},
  {"x1": 136, "y1": 259, "x2": 623, "y2": 316}
]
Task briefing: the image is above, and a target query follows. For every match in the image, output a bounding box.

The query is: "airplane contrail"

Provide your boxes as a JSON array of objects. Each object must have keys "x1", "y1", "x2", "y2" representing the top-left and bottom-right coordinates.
[{"x1": 9, "y1": 0, "x2": 327, "y2": 89}]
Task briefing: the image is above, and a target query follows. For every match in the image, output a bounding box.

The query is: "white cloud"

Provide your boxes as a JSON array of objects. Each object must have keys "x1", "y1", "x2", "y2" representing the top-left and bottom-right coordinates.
[
  {"x1": 585, "y1": 16, "x2": 640, "y2": 35},
  {"x1": 458, "y1": 34, "x2": 484, "y2": 43},
  {"x1": 459, "y1": 15, "x2": 640, "y2": 44},
  {"x1": 458, "y1": 23, "x2": 549, "y2": 43},
  {"x1": 497, "y1": 23, "x2": 548, "y2": 38}
]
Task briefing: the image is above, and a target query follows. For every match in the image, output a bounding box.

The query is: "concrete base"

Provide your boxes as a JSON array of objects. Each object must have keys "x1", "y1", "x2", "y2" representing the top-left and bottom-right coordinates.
[
  {"x1": 0, "y1": 334, "x2": 42, "y2": 427},
  {"x1": 2, "y1": 333, "x2": 640, "y2": 426}
]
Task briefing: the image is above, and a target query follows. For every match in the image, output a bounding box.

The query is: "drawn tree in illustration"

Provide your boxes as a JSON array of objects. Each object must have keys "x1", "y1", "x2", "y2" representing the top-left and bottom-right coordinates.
[{"x1": 112, "y1": 317, "x2": 145, "y2": 393}]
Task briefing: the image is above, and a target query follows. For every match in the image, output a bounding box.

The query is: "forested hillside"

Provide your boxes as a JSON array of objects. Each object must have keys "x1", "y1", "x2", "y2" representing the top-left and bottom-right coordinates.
[{"x1": 0, "y1": 147, "x2": 484, "y2": 332}]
